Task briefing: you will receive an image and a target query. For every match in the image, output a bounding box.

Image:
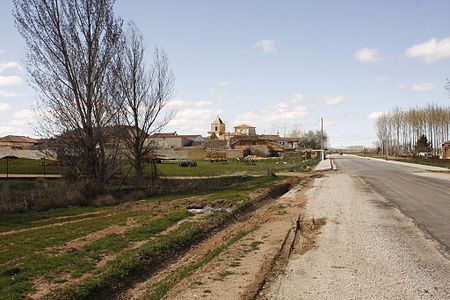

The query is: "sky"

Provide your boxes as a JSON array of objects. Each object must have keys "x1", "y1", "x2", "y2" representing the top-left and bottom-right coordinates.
[{"x1": 1, "y1": 0, "x2": 450, "y2": 147}]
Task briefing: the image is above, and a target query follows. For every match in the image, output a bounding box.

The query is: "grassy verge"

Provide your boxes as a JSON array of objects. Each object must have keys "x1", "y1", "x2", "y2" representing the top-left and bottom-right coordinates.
[
  {"x1": 400, "y1": 158, "x2": 450, "y2": 169},
  {"x1": 356, "y1": 154, "x2": 450, "y2": 169}
]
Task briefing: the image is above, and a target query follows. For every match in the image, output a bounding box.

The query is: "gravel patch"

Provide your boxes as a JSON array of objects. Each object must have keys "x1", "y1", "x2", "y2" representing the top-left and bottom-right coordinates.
[{"x1": 268, "y1": 173, "x2": 450, "y2": 300}]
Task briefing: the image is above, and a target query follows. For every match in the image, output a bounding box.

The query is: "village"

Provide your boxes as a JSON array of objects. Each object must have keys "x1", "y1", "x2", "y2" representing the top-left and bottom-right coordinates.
[
  {"x1": 0, "y1": 116, "x2": 325, "y2": 166},
  {"x1": 2, "y1": 115, "x2": 450, "y2": 168}
]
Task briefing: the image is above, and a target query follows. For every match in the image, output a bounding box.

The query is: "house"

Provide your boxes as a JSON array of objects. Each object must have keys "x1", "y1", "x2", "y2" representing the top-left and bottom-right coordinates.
[
  {"x1": 179, "y1": 134, "x2": 205, "y2": 143},
  {"x1": 0, "y1": 135, "x2": 41, "y2": 149},
  {"x1": 231, "y1": 135, "x2": 288, "y2": 156},
  {"x1": 258, "y1": 135, "x2": 299, "y2": 150},
  {"x1": 442, "y1": 141, "x2": 450, "y2": 159},
  {"x1": 277, "y1": 137, "x2": 300, "y2": 149},
  {"x1": 234, "y1": 124, "x2": 256, "y2": 136},
  {"x1": 149, "y1": 132, "x2": 194, "y2": 148},
  {"x1": 149, "y1": 132, "x2": 205, "y2": 149}
]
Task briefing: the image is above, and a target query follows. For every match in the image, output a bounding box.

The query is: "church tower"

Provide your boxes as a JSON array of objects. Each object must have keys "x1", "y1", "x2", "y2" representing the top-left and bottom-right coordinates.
[{"x1": 209, "y1": 116, "x2": 226, "y2": 138}]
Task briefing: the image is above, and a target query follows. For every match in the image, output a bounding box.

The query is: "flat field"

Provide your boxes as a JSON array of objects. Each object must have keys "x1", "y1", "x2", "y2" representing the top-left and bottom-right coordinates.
[
  {"x1": 0, "y1": 176, "x2": 285, "y2": 299},
  {"x1": 0, "y1": 157, "x2": 318, "y2": 177}
]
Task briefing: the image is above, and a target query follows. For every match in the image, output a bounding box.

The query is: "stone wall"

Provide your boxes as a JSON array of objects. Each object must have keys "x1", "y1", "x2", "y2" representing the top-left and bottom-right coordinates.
[
  {"x1": 155, "y1": 147, "x2": 207, "y2": 159},
  {"x1": 226, "y1": 149, "x2": 244, "y2": 158},
  {"x1": 0, "y1": 148, "x2": 56, "y2": 160}
]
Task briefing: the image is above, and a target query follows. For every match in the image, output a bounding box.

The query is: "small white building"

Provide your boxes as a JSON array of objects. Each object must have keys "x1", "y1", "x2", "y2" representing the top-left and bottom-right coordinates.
[{"x1": 149, "y1": 132, "x2": 204, "y2": 149}]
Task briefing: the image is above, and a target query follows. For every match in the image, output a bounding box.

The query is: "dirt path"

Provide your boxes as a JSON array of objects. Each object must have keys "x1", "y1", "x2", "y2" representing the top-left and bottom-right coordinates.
[
  {"x1": 117, "y1": 180, "x2": 312, "y2": 300},
  {"x1": 267, "y1": 173, "x2": 450, "y2": 299}
]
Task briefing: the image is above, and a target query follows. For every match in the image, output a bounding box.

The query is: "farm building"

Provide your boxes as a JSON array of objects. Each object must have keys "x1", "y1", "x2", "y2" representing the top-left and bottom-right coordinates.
[
  {"x1": 234, "y1": 124, "x2": 256, "y2": 136},
  {"x1": 149, "y1": 132, "x2": 204, "y2": 149},
  {"x1": 442, "y1": 141, "x2": 450, "y2": 159},
  {"x1": 0, "y1": 135, "x2": 41, "y2": 149}
]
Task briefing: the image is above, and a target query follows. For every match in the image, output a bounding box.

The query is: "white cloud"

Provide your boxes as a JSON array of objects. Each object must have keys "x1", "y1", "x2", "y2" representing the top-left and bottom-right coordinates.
[
  {"x1": 411, "y1": 83, "x2": 437, "y2": 92},
  {"x1": 166, "y1": 98, "x2": 185, "y2": 108},
  {"x1": 367, "y1": 111, "x2": 385, "y2": 119},
  {"x1": 194, "y1": 100, "x2": 213, "y2": 107},
  {"x1": 9, "y1": 109, "x2": 36, "y2": 126},
  {"x1": 0, "y1": 50, "x2": 5, "y2": 55},
  {"x1": 253, "y1": 40, "x2": 278, "y2": 55},
  {"x1": 0, "y1": 90, "x2": 19, "y2": 98},
  {"x1": 320, "y1": 95, "x2": 345, "y2": 106},
  {"x1": 354, "y1": 48, "x2": 380, "y2": 63},
  {"x1": 217, "y1": 81, "x2": 229, "y2": 87},
  {"x1": 0, "y1": 102, "x2": 12, "y2": 112},
  {"x1": 406, "y1": 37, "x2": 450, "y2": 63},
  {"x1": 283, "y1": 93, "x2": 306, "y2": 103},
  {"x1": 395, "y1": 84, "x2": 408, "y2": 91},
  {"x1": 168, "y1": 108, "x2": 221, "y2": 133},
  {"x1": 0, "y1": 61, "x2": 22, "y2": 73},
  {"x1": 376, "y1": 76, "x2": 388, "y2": 83},
  {"x1": 0, "y1": 75, "x2": 23, "y2": 87},
  {"x1": 236, "y1": 97, "x2": 307, "y2": 125}
]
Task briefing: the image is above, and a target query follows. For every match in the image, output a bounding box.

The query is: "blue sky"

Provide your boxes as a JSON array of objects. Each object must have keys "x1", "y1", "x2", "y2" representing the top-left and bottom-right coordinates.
[{"x1": 1, "y1": 0, "x2": 450, "y2": 147}]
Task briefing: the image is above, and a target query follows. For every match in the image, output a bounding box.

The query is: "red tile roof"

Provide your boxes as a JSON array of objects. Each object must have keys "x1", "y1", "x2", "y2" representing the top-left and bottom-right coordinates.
[{"x1": 0, "y1": 135, "x2": 39, "y2": 143}]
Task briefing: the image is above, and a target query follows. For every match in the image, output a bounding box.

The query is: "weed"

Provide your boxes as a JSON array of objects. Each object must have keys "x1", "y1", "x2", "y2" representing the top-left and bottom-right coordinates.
[
  {"x1": 228, "y1": 261, "x2": 241, "y2": 267},
  {"x1": 249, "y1": 240, "x2": 264, "y2": 251},
  {"x1": 214, "y1": 270, "x2": 234, "y2": 281}
]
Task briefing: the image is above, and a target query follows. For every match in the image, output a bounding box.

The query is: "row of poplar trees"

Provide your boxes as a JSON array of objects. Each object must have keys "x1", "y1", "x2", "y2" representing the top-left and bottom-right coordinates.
[
  {"x1": 13, "y1": 0, "x2": 174, "y2": 187},
  {"x1": 375, "y1": 104, "x2": 450, "y2": 157}
]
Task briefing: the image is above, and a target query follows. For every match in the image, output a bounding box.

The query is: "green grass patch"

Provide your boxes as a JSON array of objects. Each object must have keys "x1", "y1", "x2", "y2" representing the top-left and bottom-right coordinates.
[
  {"x1": 0, "y1": 158, "x2": 64, "y2": 175},
  {"x1": 59, "y1": 221, "x2": 204, "y2": 300},
  {"x1": 0, "y1": 157, "x2": 318, "y2": 179},
  {"x1": 0, "y1": 207, "x2": 190, "y2": 300},
  {"x1": 357, "y1": 154, "x2": 450, "y2": 169},
  {"x1": 0, "y1": 206, "x2": 112, "y2": 232},
  {"x1": 121, "y1": 157, "x2": 318, "y2": 177},
  {"x1": 401, "y1": 158, "x2": 450, "y2": 169}
]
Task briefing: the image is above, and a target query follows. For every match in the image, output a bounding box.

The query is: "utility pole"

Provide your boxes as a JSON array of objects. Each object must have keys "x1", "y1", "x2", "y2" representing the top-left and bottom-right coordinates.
[{"x1": 320, "y1": 117, "x2": 325, "y2": 160}]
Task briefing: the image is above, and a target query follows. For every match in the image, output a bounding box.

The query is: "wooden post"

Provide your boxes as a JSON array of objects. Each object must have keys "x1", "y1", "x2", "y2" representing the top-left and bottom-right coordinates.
[{"x1": 43, "y1": 157, "x2": 46, "y2": 178}]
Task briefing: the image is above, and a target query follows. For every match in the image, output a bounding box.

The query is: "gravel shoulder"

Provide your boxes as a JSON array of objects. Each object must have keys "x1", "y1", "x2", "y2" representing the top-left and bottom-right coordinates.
[{"x1": 267, "y1": 173, "x2": 450, "y2": 300}]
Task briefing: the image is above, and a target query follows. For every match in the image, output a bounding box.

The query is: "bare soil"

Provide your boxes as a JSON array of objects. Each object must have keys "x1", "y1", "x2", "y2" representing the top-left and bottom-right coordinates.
[{"x1": 117, "y1": 176, "x2": 318, "y2": 300}]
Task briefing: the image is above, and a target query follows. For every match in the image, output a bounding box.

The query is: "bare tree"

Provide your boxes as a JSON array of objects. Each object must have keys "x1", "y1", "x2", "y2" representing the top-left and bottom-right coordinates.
[
  {"x1": 13, "y1": 0, "x2": 124, "y2": 184},
  {"x1": 116, "y1": 23, "x2": 174, "y2": 186},
  {"x1": 374, "y1": 104, "x2": 450, "y2": 157},
  {"x1": 297, "y1": 130, "x2": 327, "y2": 149}
]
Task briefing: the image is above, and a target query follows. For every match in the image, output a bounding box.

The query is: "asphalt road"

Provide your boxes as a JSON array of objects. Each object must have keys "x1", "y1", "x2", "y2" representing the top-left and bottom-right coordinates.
[{"x1": 335, "y1": 155, "x2": 450, "y2": 254}]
